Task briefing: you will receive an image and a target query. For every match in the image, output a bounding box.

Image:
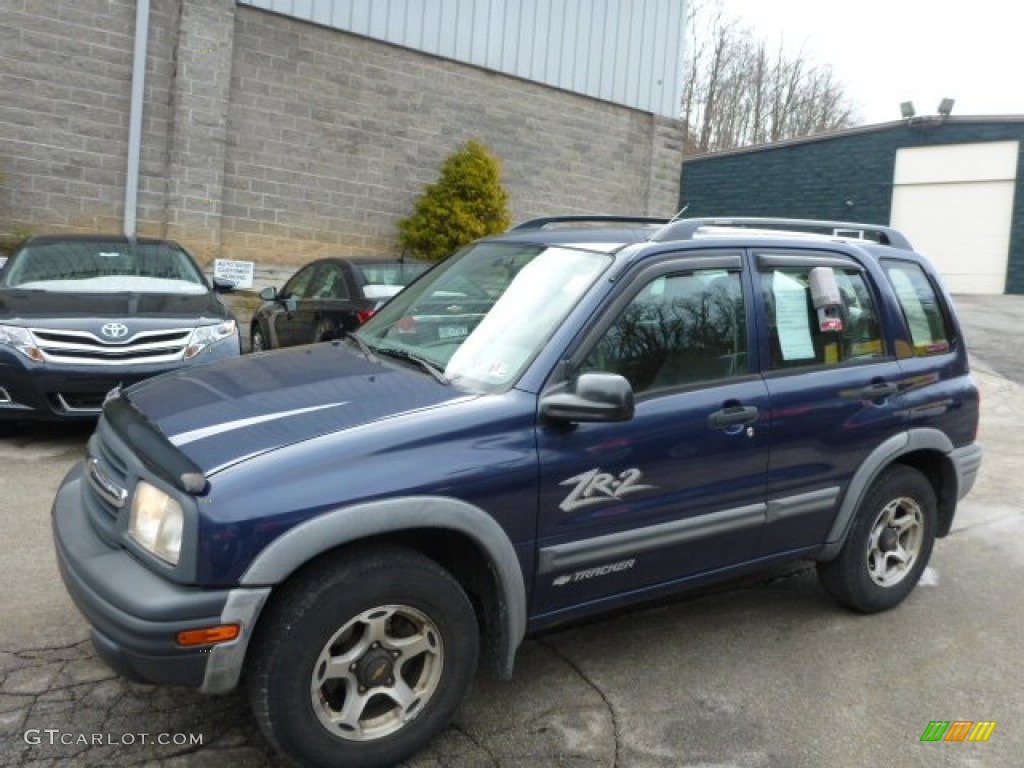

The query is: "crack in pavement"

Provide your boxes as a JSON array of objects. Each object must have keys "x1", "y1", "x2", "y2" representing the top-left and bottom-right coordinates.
[
  {"x1": 0, "y1": 638, "x2": 269, "y2": 767},
  {"x1": 537, "y1": 638, "x2": 619, "y2": 768},
  {"x1": 447, "y1": 722, "x2": 500, "y2": 767}
]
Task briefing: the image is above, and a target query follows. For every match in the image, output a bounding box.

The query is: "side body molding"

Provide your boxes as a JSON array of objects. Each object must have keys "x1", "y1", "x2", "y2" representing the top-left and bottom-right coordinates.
[
  {"x1": 240, "y1": 496, "x2": 527, "y2": 677},
  {"x1": 819, "y1": 428, "x2": 955, "y2": 561}
]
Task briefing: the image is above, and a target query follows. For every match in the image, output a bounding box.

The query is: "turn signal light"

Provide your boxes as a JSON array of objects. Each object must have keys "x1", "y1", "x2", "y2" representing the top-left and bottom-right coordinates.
[{"x1": 176, "y1": 624, "x2": 240, "y2": 646}]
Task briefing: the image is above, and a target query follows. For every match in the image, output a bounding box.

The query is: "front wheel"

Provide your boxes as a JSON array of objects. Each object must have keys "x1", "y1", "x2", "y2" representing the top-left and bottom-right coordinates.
[
  {"x1": 817, "y1": 465, "x2": 937, "y2": 613},
  {"x1": 247, "y1": 546, "x2": 479, "y2": 768}
]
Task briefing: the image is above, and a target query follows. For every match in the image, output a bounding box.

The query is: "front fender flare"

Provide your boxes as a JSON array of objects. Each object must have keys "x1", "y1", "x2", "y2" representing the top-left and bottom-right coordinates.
[{"x1": 239, "y1": 496, "x2": 527, "y2": 677}]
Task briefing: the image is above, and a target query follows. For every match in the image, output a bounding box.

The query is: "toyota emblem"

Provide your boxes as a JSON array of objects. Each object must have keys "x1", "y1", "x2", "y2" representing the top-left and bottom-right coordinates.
[{"x1": 101, "y1": 322, "x2": 129, "y2": 339}]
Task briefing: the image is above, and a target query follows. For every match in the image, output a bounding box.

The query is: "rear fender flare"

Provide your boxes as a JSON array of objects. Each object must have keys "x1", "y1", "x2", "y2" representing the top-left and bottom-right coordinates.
[{"x1": 819, "y1": 428, "x2": 954, "y2": 561}]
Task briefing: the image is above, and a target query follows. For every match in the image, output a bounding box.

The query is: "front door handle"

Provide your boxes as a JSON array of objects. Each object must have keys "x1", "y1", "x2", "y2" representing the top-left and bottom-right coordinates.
[
  {"x1": 856, "y1": 381, "x2": 901, "y2": 400},
  {"x1": 709, "y1": 405, "x2": 759, "y2": 429}
]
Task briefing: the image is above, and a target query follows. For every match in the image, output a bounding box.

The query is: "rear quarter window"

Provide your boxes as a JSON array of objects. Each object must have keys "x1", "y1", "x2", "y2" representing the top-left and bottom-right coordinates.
[{"x1": 883, "y1": 261, "x2": 953, "y2": 356}]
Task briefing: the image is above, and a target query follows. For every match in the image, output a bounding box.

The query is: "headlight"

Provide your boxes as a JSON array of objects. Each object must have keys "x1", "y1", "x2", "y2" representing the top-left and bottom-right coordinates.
[
  {"x1": 130, "y1": 481, "x2": 184, "y2": 564},
  {"x1": 184, "y1": 320, "x2": 236, "y2": 359},
  {"x1": 0, "y1": 324, "x2": 43, "y2": 361}
]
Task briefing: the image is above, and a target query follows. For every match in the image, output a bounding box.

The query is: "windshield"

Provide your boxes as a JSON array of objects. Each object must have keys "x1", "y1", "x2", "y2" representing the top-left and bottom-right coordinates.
[
  {"x1": 356, "y1": 242, "x2": 612, "y2": 392},
  {"x1": 1, "y1": 241, "x2": 208, "y2": 294}
]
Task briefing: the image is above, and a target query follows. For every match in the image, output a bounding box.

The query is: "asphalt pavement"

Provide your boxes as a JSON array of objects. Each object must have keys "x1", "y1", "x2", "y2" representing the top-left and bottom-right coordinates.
[{"x1": 0, "y1": 294, "x2": 1022, "y2": 767}]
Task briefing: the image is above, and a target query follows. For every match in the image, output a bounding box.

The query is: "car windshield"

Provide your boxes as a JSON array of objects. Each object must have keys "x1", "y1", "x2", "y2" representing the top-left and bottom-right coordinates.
[
  {"x1": 355, "y1": 242, "x2": 612, "y2": 392},
  {"x1": 1, "y1": 240, "x2": 208, "y2": 294}
]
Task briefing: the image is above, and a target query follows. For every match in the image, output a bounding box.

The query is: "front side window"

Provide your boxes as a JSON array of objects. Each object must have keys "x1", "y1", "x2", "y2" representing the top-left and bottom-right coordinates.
[
  {"x1": 356, "y1": 242, "x2": 612, "y2": 392},
  {"x1": 311, "y1": 263, "x2": 349, "y2": 299},
  {"x1": 585, "y1": 269, "x2": 747, "y2": 394},
  {"x1": 883, "y1": 261, "x2": 952, "y2": 356},
  {"x1": 282, "y1": 264, "x2": 317, "y2": 299},
  {"x1": 1, "y1": 241, "x2": 207, "y2": 294},
  {"x1": 761, "y1": 265, "x2": 884, "y2": 370}
]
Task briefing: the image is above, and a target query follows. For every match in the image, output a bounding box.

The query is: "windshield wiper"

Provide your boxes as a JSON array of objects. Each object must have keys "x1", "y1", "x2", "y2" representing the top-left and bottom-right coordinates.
[
  {"x1": 346, "y1": 333, "x2": 378, "y2": 362},
  {"x1": 375, "y1": 347, "x2": 448, "y2": 385}
]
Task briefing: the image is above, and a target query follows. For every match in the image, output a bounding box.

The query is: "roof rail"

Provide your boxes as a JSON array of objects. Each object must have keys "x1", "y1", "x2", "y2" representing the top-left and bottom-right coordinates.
[
  {"x1": 650, "y1": 217, "x2": 914, "y2": 250},
  {"x1": 510, "y1": 215, "x2": 670, "y2": 231}
]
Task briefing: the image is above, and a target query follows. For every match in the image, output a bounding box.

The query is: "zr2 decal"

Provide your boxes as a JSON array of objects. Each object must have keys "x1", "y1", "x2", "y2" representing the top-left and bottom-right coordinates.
[{"x1": 559, "y1": 467, "x2": 656, "y2": 513}]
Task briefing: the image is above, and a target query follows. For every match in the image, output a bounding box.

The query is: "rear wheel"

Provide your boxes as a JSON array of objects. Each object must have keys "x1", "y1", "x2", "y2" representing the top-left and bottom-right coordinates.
[
  {"x1": 314, "y1": 318, "x2": 335, "y2": 343},
  {"x1": 817, "y1": 465, "x2": 936, "y2": 613},
  {"x1": 248, "y1": 546, "x2": 479, "y2": 768},
  {"x1": 251, "y1": 326, "x2": 268, "y2": 353}
]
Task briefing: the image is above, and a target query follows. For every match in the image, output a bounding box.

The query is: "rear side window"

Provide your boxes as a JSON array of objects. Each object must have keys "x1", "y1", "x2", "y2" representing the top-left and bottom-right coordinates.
[
  {"x1": 760, "y1": 265, "x2": 884, "y2": 370},
  {"x1": 883, "y1": 262, "x2": 952, "y2": 356}
]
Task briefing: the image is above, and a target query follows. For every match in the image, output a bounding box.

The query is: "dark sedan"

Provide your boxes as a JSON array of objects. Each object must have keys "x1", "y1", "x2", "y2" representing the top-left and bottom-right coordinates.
[
  {"x1": 250, "y1": 257, "x2": 431, "y2": 351},
  {"x1": 0, "y1": 234, "x2": 239, "y2": 425}
]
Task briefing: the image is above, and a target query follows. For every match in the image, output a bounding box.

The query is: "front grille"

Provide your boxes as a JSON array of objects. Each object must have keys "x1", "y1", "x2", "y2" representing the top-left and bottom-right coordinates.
[
  {"x1": 85, "y1": 426, "x2": 132, "y2": 526},
  {"x1": 30, "y1": 327, "x2": 192, "y2": 365}
]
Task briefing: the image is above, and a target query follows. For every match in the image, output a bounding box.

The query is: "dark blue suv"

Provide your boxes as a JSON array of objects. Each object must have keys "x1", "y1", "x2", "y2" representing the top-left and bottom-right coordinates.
[{"x1": 52, "y1": 217, "x2": 982, "y2": 768}]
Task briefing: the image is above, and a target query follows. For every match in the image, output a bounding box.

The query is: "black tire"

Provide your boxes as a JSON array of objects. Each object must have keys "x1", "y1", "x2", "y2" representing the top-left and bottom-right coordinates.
[
  {"x1": 247, "y1": 545, "x2": 479, "y2": 768},
  {"x1": 314, "y1": 318, "x2": 334, "y2": 343},
  {"x1": 250, "y1": 326, "x2": 268, "y2": 353},
  {"x1": 817, "y1": 465, "x2": 937, "y2": 613}
]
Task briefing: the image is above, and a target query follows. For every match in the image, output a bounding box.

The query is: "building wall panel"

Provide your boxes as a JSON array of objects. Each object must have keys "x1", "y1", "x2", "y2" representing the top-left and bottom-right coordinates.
[
  {"x1": 679, "y1": 122, "x2": 1024, "y2": 294},
  {"x1": 238, "y1": 0, "x2": 686, "y2": 117}
]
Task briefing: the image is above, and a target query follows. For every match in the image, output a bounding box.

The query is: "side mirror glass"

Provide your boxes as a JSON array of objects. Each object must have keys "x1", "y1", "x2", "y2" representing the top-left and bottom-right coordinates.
[{"x1": 259, "y1": 286, "x2": 278, "y2": 301}]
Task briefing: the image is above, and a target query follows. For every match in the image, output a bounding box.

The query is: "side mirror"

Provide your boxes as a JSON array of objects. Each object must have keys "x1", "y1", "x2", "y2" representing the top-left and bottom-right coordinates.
[
  {"x1": 211, "y1": 276, "x2": 236, "y2": 292},
  {"x1": 259, "y1": 286, "x2": 278, "y2": 301},
  {"x1": 540, "y1": 372, "x2": 635, "y2": 423}
]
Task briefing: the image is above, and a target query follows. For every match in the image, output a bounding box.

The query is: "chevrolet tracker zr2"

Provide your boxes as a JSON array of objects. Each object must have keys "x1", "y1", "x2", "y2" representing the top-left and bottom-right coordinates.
[{"x1": 52, "y1": 216, "x2": 982, "y2": 768}]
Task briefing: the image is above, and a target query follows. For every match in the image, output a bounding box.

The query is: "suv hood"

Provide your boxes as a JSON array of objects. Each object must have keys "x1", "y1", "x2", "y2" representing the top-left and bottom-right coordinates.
[
  {"x1": 0, "y1": 288, "x2": 228, "y2": 324},
  {"x1": 123, "y1": 341, "x2": 468, "y2": 473}
]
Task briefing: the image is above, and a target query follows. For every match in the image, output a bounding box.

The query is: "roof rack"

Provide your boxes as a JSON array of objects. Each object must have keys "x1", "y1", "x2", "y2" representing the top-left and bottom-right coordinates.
[
  {"x1": 510, "y1": 215, "x2": 671, "y2": 231},
  {"x1": 650, "y1": 217, "x2": 914, "y2": 251}
]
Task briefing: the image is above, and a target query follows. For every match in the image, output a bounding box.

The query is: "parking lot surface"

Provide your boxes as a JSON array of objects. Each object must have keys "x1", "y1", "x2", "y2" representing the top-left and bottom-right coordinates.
[{"x1": 1, "y1": 295, "x2": 1022, "y2": 767}]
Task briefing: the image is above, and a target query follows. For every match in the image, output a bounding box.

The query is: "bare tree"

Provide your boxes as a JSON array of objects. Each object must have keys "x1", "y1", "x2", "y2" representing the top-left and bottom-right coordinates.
[{"x1": 681, "y1": 0, "x2": 858, "y2": 154}]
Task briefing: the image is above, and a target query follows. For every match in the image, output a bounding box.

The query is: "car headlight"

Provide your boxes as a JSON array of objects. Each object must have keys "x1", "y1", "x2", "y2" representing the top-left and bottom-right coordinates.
[
  {"x1": 130, "y1": 481, "x2": 184, "y2": 564},
  {"x1": 184, "y1": 320, "x2": 237, "y2": 359},
  {"x1": 0, "y1": 324, "x2": 43, "y2": 361}
]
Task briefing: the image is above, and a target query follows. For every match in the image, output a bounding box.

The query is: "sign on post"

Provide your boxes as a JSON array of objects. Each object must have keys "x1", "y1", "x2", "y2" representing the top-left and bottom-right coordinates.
[{"x1": 213, "y1": 259, "x2": 255, "y2": 289}]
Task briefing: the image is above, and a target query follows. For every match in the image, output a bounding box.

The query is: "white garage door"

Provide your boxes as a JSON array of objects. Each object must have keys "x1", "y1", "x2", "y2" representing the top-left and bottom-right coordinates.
[{"x1": 890, "y1": 141, "x2": 1018, "y2": 294}]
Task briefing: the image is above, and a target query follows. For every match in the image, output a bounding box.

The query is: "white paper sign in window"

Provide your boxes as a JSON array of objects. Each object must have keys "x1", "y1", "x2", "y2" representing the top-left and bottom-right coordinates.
[{"x1": 772, "y1": 271, "x2": 815, "y2": 361}]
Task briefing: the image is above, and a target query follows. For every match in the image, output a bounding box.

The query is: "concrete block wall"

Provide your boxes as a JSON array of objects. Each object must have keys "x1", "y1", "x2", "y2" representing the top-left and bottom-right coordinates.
[
  {"x1": 0, "y1": 0, "x2": 181, "y2": 238},
  {"x1": 1, "y1": 0, "x2": 685, "y2": 267}
]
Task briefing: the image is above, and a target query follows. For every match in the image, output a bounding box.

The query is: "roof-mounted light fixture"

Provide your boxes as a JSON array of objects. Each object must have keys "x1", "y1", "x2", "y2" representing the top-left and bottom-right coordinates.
[
  {"x1": 900, "y1": 101, "x2": 916, "y2": 119},
  {"x1": 937, "y1": 98, "x2": 955, "y2": 117}
]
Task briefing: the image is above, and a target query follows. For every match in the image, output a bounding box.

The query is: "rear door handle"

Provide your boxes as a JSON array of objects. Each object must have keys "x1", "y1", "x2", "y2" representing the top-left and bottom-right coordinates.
[{"x1": 709, "y1": 405, "x2": 759, "y2": 429}]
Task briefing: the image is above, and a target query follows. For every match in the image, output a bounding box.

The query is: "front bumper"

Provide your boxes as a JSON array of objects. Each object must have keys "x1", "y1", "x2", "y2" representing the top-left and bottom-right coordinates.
[
  {"x1": 0, "y1": 340, "x2": 239, "y2": 422},
  {"x1": 52, "y1": 462, "x2": 268, "y2": 691}
]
